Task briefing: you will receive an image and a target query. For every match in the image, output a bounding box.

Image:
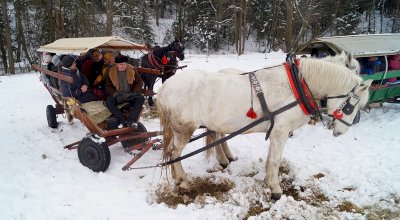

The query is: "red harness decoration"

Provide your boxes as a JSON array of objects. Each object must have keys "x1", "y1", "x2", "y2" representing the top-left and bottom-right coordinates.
[
  {"x1": 284, "y1": 60, "x2": 317, "y2": 115},
  {"x1": 148, "y1": 52, "x2": 163, "y2": 69},
  {"x1": 161, "y1": 55, "x2": 169, "y2": 65}
]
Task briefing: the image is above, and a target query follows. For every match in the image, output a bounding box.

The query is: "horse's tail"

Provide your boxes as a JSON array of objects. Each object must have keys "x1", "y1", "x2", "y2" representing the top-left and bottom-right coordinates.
[{"x1": 157, "y1": 98, "x2": 173, "y2": 161}]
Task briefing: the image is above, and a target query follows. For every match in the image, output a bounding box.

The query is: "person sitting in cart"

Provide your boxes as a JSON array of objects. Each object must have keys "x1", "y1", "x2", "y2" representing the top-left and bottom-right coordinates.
[
  {"x1": 105, "y1": 55, "x2": 145, "y2": 128},
  {"x1": 59, "y1": 55, "x2": 99, "y2": 103},
  {"x1": 361, "y1": 56, "x2": 385, "y2": 75},
  {"x1": 81, "y1": 49, "x2": 104, "y2": 84},
  {"x1": 93, "y1": 51, "x2": 119, "y2": 88},
  {"x1": 388, "y1": 54, "x2": 400, "y2": 83},
  {"x1": 81, "y1": 49, "x2": 106, "y2": 99}
]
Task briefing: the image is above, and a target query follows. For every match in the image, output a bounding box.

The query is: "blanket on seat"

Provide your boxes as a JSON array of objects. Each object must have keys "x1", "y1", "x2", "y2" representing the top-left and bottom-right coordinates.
[{"x1": 81, "y1": 101, "x2": 128, "y2": 124}]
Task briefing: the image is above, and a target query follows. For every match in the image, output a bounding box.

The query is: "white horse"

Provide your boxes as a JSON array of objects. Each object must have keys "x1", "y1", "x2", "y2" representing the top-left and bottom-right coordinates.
[
  {"x1": 157, "y1": 58, "x2": 372, "y2": 200},
  {"x1": 209, "y1": 52, "x2": 361, "y2": 169}
]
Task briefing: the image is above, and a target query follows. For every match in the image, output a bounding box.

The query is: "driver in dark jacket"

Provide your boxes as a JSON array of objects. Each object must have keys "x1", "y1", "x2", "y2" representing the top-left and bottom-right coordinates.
[{"x1": 59, "y1": 55, "x2": 99, "y2": 103}]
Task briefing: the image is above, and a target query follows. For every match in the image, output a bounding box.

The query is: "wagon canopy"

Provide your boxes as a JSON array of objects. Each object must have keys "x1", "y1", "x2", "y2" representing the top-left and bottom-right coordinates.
[
  {"x1": 296, "y1": 34, "x2": 400, "y2": 58},
  {"x1": 37, "y1": 36, "x2": 149, "y2": 54}
]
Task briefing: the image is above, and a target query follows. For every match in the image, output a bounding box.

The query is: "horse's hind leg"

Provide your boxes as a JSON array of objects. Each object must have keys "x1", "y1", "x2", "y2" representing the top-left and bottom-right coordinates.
[
  {"x1": 265, "y1": 129, "x2": 289, "y2": 200},
  {"x1": 169, "y1": 127, "x2": 195, "y2": 192}
]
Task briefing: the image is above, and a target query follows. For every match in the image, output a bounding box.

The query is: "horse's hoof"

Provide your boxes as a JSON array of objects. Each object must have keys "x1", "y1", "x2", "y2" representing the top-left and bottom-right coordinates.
[
  {"x1": 147, "y1": 97, "x2": 155, "y2": 106},
  {"x1": 177, "y1": 181, "x2": 190, "y2": 193},
  {"x1": 220, "y1": 163, "x2": 229, "y2": 169},
  {"x1": 271, "y1": 193, "x2": 282, "y2": 201},
  {"x1": 228, "y1": 157, "x2": 237, "y2": 163}
]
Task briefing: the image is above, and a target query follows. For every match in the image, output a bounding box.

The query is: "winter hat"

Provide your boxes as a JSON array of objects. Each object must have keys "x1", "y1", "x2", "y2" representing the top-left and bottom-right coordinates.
[
  {"x1": 115, "y1": 55, "x2": 128, "y2": 63},
  {"x1": 103, "y1": 52, "x2": 111, "y2": 60},
  {"x1": 61, "y1": 55, "x2": 76, "y2": 68},
  {"x1": 51, "y1": 55, "x2": 61, "y2": 66},
  {"x1": 42, "y1": 54, "x2": 53, "y2": 65}
]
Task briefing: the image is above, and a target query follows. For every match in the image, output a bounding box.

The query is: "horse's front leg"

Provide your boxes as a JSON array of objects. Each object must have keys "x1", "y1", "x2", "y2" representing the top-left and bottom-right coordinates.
[
  {"x1": 147, "y1": 76, "x2": 157, "y2": 106},
  {"x1": 213, "y1": 133, "x2": 231, "y2": 168},
  {"x1": 220, "y1": 134, "x2": 237, "y2": 162},
  {"x1": 265, "y1": 130, "x2": 289, "y2": 200}
]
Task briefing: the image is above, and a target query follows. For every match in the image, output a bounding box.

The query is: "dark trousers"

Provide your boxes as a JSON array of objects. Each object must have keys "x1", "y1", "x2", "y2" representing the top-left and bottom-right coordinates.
[
  {"x1": 77, "y1": 92, "x2": 99, "y2": 103},
  {"x1": 105, "y1": 95, "x2": 145, "y2": 125}
]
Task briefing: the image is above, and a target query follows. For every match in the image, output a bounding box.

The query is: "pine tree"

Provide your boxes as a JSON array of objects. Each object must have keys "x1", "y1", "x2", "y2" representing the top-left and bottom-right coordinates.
[
  {"x1": 334, "y1": 0, "x2": 362, "y2": 35},
  {"x1": 116, "y1": 0, "x2": 154, "y2": 43}
]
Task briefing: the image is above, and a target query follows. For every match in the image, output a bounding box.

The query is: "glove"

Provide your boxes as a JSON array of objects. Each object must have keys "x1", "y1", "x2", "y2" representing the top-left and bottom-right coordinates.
[
  {"x1": 114, "y1": 92, "x2": 125, "y2": 103},
  {"x1": 115, "y1": 92, "x2": 142, "y2": 103},
  {"x1": 124, "y1": 92, "x2": 142, "y2": 101}
]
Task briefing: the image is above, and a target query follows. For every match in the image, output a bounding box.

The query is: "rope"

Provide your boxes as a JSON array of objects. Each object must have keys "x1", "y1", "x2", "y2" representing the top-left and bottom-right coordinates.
[{"x1": 127, "y1": 164, "x2": 162, "y2": 170}]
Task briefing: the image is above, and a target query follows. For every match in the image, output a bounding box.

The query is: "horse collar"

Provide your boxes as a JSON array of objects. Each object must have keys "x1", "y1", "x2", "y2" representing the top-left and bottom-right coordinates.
[
  {"x1": 284, "y1": 60, "x2": 318, "y2": 116},
  {"x1": 147, "y1": 52, "x2": 163, "y2": 69}
]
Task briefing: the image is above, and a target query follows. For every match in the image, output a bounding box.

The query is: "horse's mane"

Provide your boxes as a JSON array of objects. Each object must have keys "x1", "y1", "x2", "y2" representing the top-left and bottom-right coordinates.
[
  {"x1": 321, "y1": 53, "x2": 361, "y2": 74},
  {"x1": 151, "y1": 46, "x2": 170, "y2": 58},
  {"x1": 299, "y1": 59, "x2": 363, "y2": 96}
]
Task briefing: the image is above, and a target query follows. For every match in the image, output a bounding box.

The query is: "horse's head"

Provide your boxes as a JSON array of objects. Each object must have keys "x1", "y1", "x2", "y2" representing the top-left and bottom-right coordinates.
[
  {"x1": 326, "y1": 79, "x2": 372, "y2": 136},
  {"x1": 168, "y1": 38, "x2": 185, "y2": 61},
  {"x1": 322, "y1": 51, "x2": 361, "y2": 75}
]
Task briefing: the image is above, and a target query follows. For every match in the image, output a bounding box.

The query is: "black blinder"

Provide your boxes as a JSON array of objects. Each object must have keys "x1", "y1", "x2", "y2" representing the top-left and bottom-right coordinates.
[{"x1": 342, "y1": 99, "x2": 355, "y2": 115}]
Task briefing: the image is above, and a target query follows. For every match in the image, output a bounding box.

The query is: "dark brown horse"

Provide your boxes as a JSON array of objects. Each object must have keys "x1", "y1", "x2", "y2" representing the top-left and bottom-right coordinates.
[{"x1": 133, "y1": 39, "x2": 185, "y2": 106}]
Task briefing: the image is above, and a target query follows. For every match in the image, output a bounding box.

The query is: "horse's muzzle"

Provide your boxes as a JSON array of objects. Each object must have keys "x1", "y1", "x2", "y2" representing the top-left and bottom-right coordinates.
[{"x1": 333, "y1": 131, "x2": 342, "y2": 137}]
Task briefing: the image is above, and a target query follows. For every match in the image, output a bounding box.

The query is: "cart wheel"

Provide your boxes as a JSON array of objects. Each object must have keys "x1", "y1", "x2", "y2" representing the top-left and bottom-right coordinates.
[
  {"x1": 121, "y1": 122, "x2": 149, "y2": 149},
  {"x1": 352, "y1": 110, "x2": 361, "y2": 124},
  {"x1": 78, "y1": 137, "x2": 111, "y2": 172},
  {"x1": 46, "y1": 105, "x2": 58, "y2": 128}
]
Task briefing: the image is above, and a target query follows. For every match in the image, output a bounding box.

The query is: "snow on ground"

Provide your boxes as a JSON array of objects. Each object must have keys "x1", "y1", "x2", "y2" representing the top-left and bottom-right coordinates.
[{"x1": 0, "y1": 52, "x2": 399, "y2": 220}]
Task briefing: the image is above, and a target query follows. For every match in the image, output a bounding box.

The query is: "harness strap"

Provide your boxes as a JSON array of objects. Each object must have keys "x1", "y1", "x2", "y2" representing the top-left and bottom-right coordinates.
[
  {"x1": 157, "y1": 101, "x2": 298, "y2": 167},
  {"x1": 189, "y1": 129, "x2": 215, "y2": 143},
  {"x1": 328, "y1": 114, "x2": 353, "y2": 126},
  {"x1": 249, "y1": 72, "x2": 275, "y2": 140},
  {"x1": 249, "y1": 72, "x2": 270, "y2": 118},
  {"x1": 303, "y1": 80, "x2": 324, "y2": 124},
  {"x1": 326, "y1": 95, "x2": 347, "y2": 99}
]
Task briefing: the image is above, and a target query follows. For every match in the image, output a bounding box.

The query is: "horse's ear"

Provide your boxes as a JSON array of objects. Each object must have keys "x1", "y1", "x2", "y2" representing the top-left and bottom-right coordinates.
[
  {"x1": 346, "y1": 52, "x2": 353, "y2": 64},
  {"x1": 359, "y1": 79, "x2": 373, "y2": 91}
]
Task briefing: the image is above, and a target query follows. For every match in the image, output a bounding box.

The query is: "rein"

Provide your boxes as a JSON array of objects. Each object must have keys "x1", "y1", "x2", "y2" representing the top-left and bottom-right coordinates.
[{"x1": 153, "y1": 101, "x2": 298, "y2": 169}]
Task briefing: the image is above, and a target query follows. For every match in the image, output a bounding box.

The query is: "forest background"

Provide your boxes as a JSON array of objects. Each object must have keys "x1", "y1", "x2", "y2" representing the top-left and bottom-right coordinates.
[{"x1": 0, "y1": 0, "x2": 399, "y2": 74}]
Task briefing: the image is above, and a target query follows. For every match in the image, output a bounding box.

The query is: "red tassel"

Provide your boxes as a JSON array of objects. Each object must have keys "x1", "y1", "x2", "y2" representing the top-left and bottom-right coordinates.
[
  {"x1": 161, "y1": 55, "x2": 169, "y2": 65},
  {"x1": 246, "y1": 108, "x2": 257, "y2": 119},
  {"x1": 333, "y1": 109, "x2": 343, "y2": 119}
]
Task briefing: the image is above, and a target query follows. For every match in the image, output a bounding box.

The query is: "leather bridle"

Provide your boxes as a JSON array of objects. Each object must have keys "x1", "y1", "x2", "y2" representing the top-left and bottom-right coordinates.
[{"x1": 326, "y1": 84, "x2": 361, "y2": 127}]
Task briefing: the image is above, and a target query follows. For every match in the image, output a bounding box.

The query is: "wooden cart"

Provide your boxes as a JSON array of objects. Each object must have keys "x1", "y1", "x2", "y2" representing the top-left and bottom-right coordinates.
[{"x1": 33, "y1": 36, "x2": 164, "y2": 172}]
